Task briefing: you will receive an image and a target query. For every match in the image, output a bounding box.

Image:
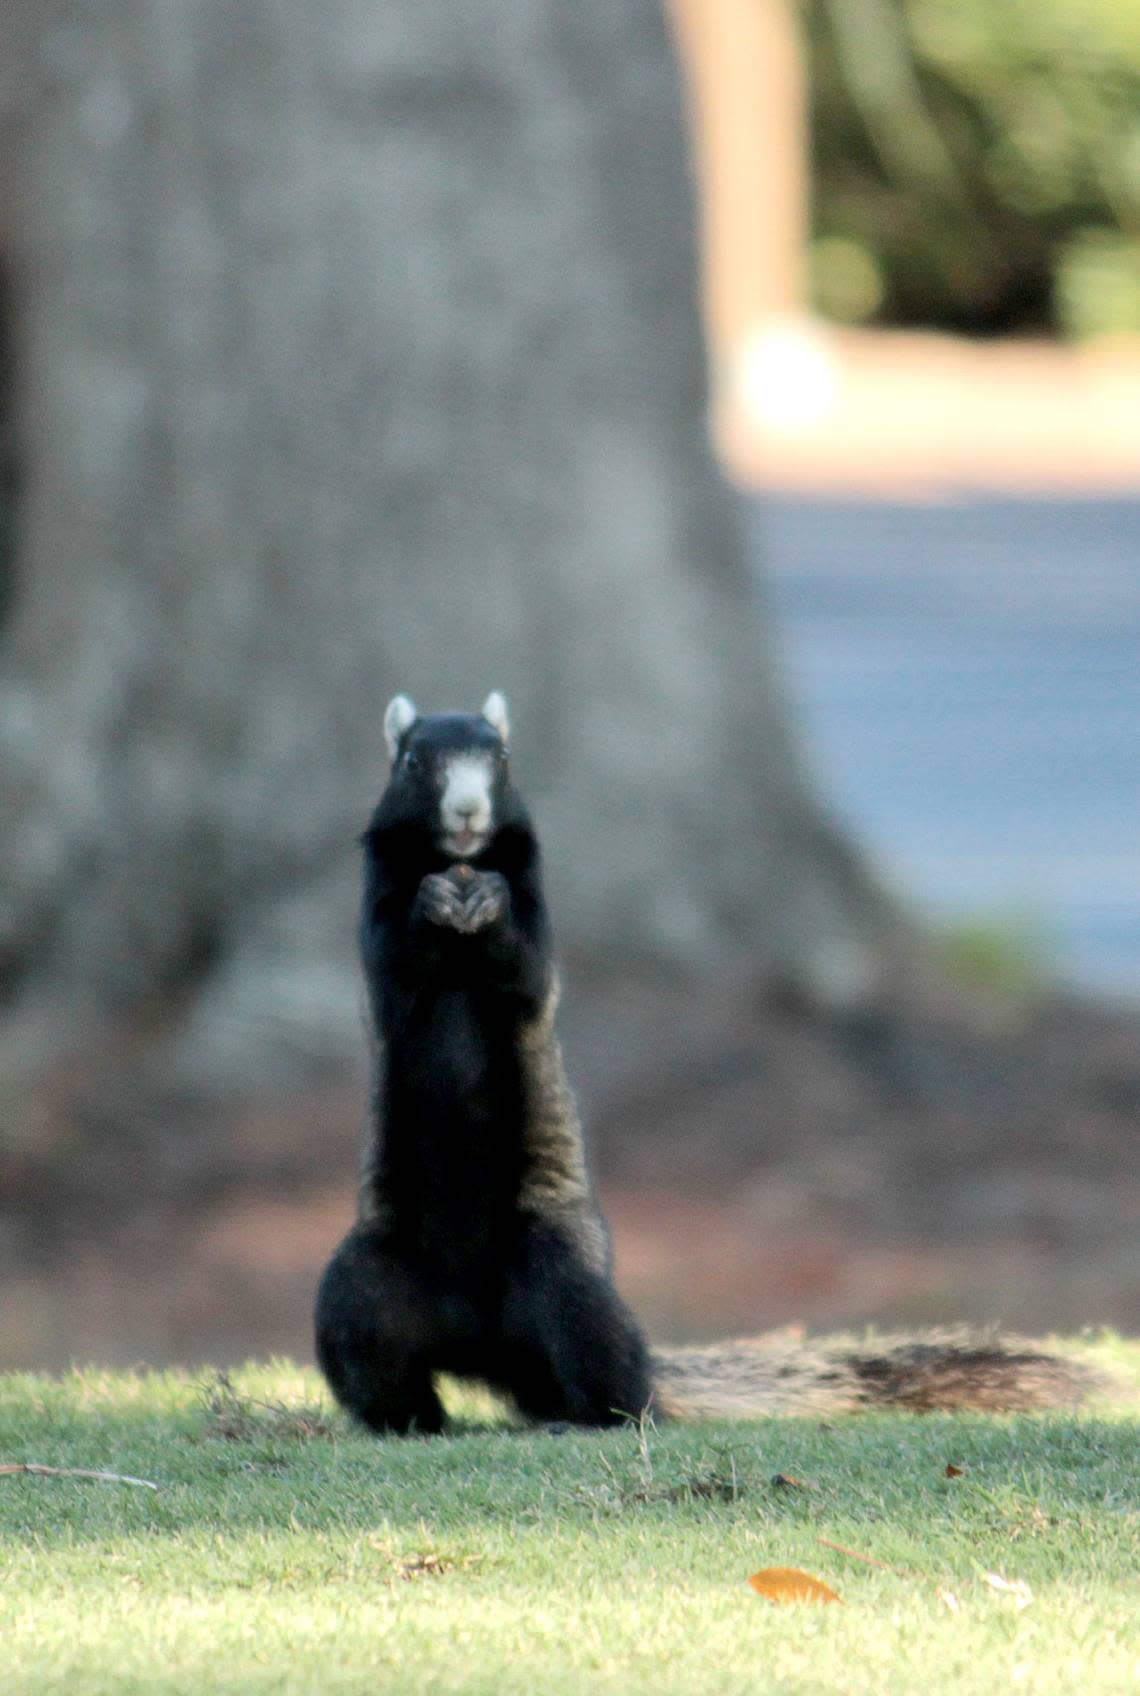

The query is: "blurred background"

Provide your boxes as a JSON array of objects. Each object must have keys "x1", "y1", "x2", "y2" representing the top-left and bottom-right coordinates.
[{"x1": 0, "y1": 0, "x2": 1136, "y2": 1371}]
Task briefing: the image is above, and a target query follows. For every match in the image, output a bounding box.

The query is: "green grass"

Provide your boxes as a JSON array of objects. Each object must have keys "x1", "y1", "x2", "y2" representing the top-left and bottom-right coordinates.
[{"x1": 2, "y1": 1340, "x2": 1138, "y2": 1695}]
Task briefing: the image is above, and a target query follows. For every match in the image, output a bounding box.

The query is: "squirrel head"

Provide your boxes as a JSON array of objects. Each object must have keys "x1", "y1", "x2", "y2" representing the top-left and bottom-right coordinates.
[{"x1": 380, "y1": 692, "x2": 512, "y2": 861}]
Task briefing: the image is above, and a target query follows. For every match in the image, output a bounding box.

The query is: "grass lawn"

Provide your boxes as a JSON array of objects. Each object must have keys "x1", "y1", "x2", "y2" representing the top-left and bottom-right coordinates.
[{"x1": 2, "y1": 1338, "x2": 1137, "y2": 1695}]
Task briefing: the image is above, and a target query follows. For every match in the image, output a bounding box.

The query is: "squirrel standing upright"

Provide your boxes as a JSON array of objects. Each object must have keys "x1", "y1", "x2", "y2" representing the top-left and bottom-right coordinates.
[
  {"x1": 315, "y1": 695, "x2": 1090, "y2": 1434},
  {"x1": 316, "y1": 691, "x2": 649, "y2": 1433}
]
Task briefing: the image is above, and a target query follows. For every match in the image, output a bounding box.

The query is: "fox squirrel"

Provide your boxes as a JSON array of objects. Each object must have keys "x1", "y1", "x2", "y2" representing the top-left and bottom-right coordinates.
[{"x1": 315, "y1": 696, "x2": 1093, "y2": 1433}]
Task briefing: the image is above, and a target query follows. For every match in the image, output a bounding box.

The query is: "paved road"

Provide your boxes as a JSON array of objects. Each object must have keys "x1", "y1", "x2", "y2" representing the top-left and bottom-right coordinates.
[{"x1": 758, "y1": 494, "x2": 1140, "y2": 1000}]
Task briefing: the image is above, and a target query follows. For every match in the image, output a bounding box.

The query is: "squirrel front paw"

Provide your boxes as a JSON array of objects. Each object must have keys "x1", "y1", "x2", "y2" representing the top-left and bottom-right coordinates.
[
  {"x1": 415, "y1": 872, "x2": 471, "y2": 930},
  {"x1": 453, "y1": 868, "x2": 508, "y2": 933},
  {"x1": 415, "y1": 869, "x2": 509, "y2": 934}
]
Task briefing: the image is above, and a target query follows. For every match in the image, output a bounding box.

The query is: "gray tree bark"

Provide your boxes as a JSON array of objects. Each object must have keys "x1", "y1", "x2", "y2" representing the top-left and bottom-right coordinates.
[{"x1": 0, "y1": 0, "x2": 896, "y2": 1110}]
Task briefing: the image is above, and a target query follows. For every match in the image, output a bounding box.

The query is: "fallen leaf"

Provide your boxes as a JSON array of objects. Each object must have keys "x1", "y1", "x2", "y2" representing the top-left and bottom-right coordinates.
[
  {"x1": 945, "y1": 1463, "x2": 965, "y2": 1478},
  {"x1": 770, "y1": 1473, "x2": 817, "y2": 1490},
  {"x1": 396, "y1": 1552, "x2": 448, "y2": 1579},
  {"x1": 748, "y1": 1567, "x2": 842, "y2": 1604},
  {"x1": 981, "y1": 1572, "x2": 1034, "y2": 1609}
]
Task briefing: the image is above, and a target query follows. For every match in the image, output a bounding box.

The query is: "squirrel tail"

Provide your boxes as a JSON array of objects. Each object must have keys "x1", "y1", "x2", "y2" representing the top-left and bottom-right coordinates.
[{"x1": 650, "y1": 1329, "x2": 1098, "y2": 1419}]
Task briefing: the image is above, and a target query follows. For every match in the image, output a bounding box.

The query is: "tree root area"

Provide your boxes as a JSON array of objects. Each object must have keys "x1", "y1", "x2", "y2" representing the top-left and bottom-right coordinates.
[{"x1": 3, "y1": 977, "x2": 1137, "y2": 1369}]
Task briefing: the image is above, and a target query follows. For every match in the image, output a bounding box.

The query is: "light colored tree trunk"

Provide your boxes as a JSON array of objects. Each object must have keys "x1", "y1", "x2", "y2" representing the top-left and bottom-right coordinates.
[
  {"x1": 671, "y1": 0, "x2": 809, "y2": 350},
  {"x1": 0, "y1": 0, "x2": 897, "y2": 1109}
]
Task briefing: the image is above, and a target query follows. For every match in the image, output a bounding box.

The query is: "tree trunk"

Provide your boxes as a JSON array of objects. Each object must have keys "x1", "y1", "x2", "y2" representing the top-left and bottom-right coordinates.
[{"x1": 0, "y1": 0, "x2": 896, "y2": 1112}]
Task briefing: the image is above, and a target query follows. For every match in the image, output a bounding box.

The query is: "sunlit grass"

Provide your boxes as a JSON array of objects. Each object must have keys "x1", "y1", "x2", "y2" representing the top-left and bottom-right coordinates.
[{"x1": 1, "y1": 1339, "x2": 1137, "y2": 1695}]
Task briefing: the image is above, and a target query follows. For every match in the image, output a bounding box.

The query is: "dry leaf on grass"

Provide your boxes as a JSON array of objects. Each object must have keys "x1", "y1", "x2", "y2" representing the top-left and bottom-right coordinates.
[
  {"x1": 748, "y1": 1567, "x2": 842, "y2": 1604},
  {"x1": 396, "y1": 1553, "x2": 449, "y2": 1580},
  {"x1": 945, "y1": 1463, "x2": 965, "y2": 1478},
  {"x1": 981, "y1": 1572, "x2": 1034, "y2": 1609}
]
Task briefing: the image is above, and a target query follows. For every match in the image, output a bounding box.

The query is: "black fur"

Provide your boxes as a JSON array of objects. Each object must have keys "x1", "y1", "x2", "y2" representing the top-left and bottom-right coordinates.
[{"x1": 315, "y1": 707, "x2": 651, "y2": 1434}]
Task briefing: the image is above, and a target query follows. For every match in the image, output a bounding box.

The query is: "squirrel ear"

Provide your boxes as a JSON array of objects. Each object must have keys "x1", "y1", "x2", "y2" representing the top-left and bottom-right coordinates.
[
  {"x1": 480, "y1": 690, "x2": 510, "y2": 746},
  {"x1": 383, "y1": 694, "x2": 418, "y2": 762}
]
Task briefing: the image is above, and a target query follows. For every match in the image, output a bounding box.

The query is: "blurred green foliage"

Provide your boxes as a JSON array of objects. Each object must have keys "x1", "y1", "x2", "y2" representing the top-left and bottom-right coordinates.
[
  {"x1": 934, "y1": 911, "x2": 1057, "y2": 1001},
  {"x1": 807, "y1": 0, "x2": 1140, "y2": 335}
]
